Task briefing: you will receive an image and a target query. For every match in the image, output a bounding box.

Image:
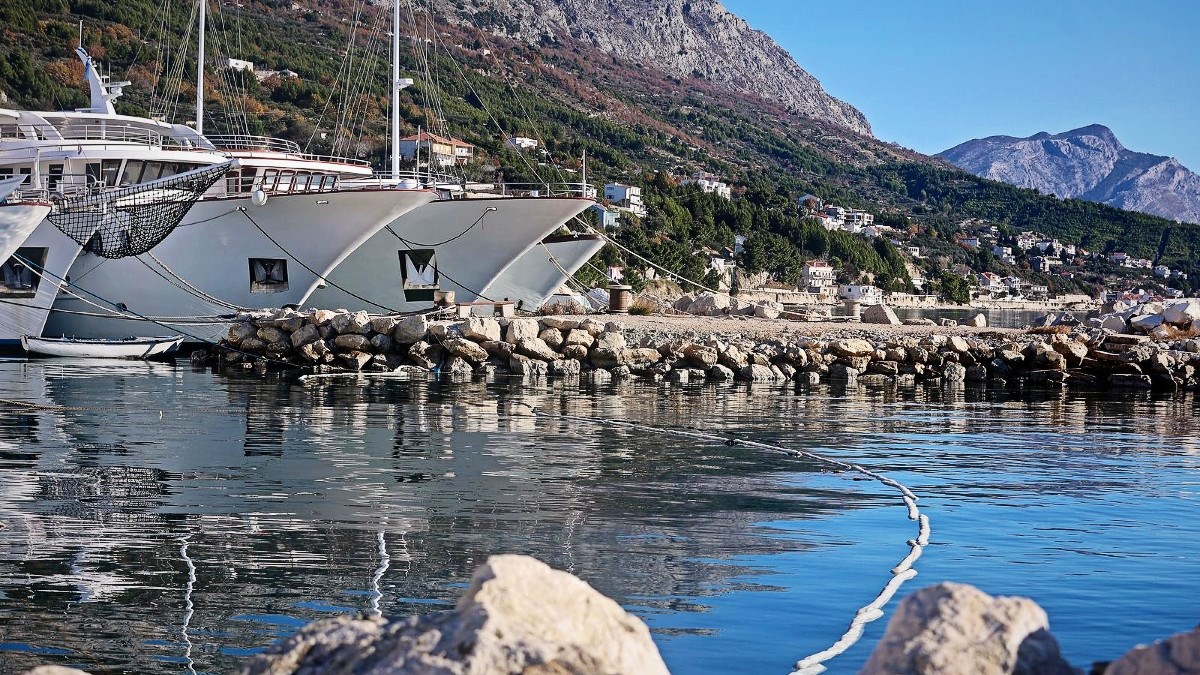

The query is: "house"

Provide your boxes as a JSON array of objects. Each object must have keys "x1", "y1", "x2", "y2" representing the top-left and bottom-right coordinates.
[
  {"x1": 844, "y1": 209, "x2": 874, "y2": 228},
  {"x1": 398, "y1": 131, "x2": 475, "y2": 166},
  {"x1": 801, "y1": 260, "x2": 836, "y2": 294},
  {"x1": 221, "y1": 58, "x2": 255, "y2": 73},
  {"x1": 505, "y1": 136, "x2": 539, "y2": 150},
  {"x1": 1015, "y1": 232, "x2": 1039, "y2": 251},
  {"x1": 978, "y1": 272, "x2": 1004, "y2": 292},
  {"x1": 591, "y1": 203, "x2": 619, "y2": 229},
  {"x1": 824, "y1": 205, "x2": 846, "y2": 223},
  {"x1": 961, "y1": 236, "x2": 981, "y2": 251},
  {"x1": 1030, "y1": 256, "x2": 1052, "y2": 273},
  {"x1": 680, "y1": 171, "x2": 731, "y2": 199},
  {"x1": 839, "y1": 284, "x2": 884, "y2": 305},
  {"x1": 1154, "y1": 265, "x2": 1171, "y2": 278},
  {"x1": 603, "y1": 183, "x2": 647, "y2": 218},
  {"x1": 992, "y1": 245, "x2": 1016, "y2": 265},
  {"x1": 907, "y1": 246, "x2": 922, "y2": 259}
]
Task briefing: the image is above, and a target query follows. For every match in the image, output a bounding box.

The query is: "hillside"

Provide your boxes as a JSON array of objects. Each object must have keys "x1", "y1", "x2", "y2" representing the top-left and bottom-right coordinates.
[
  {"x1": 2, "y1": 0, "x2": 1199, "y2": 291},
  {"x1": 939, "y1": 125, "x2": 1200, "y2": 225}
]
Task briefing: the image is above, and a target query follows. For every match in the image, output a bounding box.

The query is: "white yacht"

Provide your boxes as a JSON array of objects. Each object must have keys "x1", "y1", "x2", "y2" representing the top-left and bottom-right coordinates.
[
  {"x1": 0, "y1": 177, "x2": 51, "y2": 263},
  {"x1": 481, "y1": 232, "x2": 607, "y2": 312},
  {"x1": 32, "y1": 50, "x2": 435, "y2": 342},
  {"x1": 308, "y1": 190, "x2": 596, "y2": 313}
]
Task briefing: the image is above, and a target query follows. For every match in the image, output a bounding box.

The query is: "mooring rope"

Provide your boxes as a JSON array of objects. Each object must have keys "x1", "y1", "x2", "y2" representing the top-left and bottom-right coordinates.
[{"x1": 508, "y1": 400, "x2": 929, "y2": 675}]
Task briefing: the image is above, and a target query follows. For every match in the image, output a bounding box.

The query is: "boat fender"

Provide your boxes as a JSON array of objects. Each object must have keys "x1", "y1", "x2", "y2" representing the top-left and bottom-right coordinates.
[
  {"x1": 251, "y1": 189, "x2": 268, "y2": 207},
  {"x1": 397, "y1": 178, "x2": 419, "y2": 190}
]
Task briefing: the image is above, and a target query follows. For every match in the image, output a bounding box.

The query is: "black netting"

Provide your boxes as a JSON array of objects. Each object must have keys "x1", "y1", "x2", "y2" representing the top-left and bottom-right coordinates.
[{"x1": 46, "y1": 161, "x2": 231, "y2": 259}]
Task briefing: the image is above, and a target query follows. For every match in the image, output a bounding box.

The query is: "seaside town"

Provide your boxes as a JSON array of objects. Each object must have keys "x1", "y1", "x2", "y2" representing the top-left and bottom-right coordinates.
[{"x1": 2, "y1": 2, "x2": 1199, "y2": 675}]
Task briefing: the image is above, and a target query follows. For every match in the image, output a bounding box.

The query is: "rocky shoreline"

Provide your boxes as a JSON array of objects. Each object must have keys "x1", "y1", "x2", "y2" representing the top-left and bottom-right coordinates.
[{"x1": 200, "y1": 300, "x2": 1200, "y2": 394}]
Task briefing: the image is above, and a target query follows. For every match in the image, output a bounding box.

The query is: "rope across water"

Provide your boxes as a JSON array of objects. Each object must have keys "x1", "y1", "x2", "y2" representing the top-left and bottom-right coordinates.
[{"x1": 508, "y1": 400, "x2": 929, "y2": 675}]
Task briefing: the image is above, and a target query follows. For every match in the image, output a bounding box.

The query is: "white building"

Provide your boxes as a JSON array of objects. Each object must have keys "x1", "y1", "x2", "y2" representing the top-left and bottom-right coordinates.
[
  {"x1": 680, "y1": 171, "x2": 731, "y2": 199},
  {"x1": 992, "y1": 245, "x2": 1016, "y2": 265},
  {"x1": 1154, "y1": 265, "x2": 1171, "y2": 278},
  {"x1": 802, "y1": 260, "x2": 836, "y2": 293},
  {"x1": 961, "y1": 236, "x2": 981, "y2": 251},
  {"x1": 398, "y1": 131, "x2": 475, "y2": 166},
  {"x1": 505, "y1": 136, "x2": 539, "y2": 150},
  {"x1": 222, "y1": 58, "x2": 255, "y2": 73},
  {"x1": 839, "y1": 284, "x2": 884, "y2": 305},
  {"x1": 844, "y1": 209, "x2": 874, "y2": 228},
  {"x1": 603, "y1": 183, "x2": 647, "y2": 218}
]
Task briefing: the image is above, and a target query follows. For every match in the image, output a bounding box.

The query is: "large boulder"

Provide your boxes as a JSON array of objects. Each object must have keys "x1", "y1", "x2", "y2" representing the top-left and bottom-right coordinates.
[
  {"x1": 331, "y1": 310, "x2": 371, "y2": 335},
  {"x1": 1163, "y1": 299, "x2": 1200, "y2": 326},
  {"x1": 1105, "y1": 625, "x2": 1200, "y2": 675},
  {"x1": 860, "y1": 582, "x2": 1075, "y2": 675},
  {"x1": 830, "y1": 338, "x2": 876, "y2": 358},
  {"x1": 515, "y1": 337, "x2": 561, "y2": 361},
  {"x1": 688, "y1": 292, "x2": 730, "y2": 316},
  {"x1": 289, "y1": 323, "x2": 321, "y2": 349},
  {"x1": 392, "y1": 314, "x2": 429, "y2": 344},
  {"x1": 753, "y1": 300, "x2": 783, "y2": 320},
  {"x1": 227, "y1": 321, "x2": 257, "y2": 344},
  {"x1": 862, "y1": 304, "x2": 902, "y2": 326},
  {"x1": 238, "y1": 555, "x2": 669, "y2": 675},
  {"x1": 332, "y1": 334, "x2": 372, "y2": 353},
  {"x1": 459, "y1": 316, "x2": 502, "y2": 342},
  {"x1": 442, "y1": 338, "x2": 490, "y2": 363},
  {"x1": 505, "y1": 318, "x2": 541, "y2": 344}
]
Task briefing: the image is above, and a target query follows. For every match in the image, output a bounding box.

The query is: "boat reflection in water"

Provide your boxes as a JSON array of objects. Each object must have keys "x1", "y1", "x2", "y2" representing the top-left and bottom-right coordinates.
[{"x1": 1, "y1": 360, "x2": 1199, "y2": 674}]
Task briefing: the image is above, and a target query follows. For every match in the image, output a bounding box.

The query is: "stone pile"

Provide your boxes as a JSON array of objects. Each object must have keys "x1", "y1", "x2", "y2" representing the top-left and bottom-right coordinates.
[
  {"x1": 1076, "y1": 297, "x2": 1200, "y2": 338},
  {"x1": 672, "y1": 292, "x2": 792, "y2": 319},
  {"x1": 205, "y1": 308, "x2": 1200, "y2": 392}
]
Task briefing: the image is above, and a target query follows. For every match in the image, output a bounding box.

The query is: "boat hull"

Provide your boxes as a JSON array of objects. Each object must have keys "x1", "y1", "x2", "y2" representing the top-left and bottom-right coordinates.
[
  {"x1": 481, "y1": 233, "x2": 606, "y2": 311},
  {"x1": 0, "y1": 221, "x2": 87, "y2": 348},
  {"x1": 0, "y1": 202, "x2": 52, "y2": 263},
  {"x1": 21, "y1": 335, "x2": 183, "y2": 359},
  {"x1": 307, "y1": 196, "x2": 594, "y2": 312},
  {"x1": 44, "y1": 188, "x2": 435, "y2": 342}
]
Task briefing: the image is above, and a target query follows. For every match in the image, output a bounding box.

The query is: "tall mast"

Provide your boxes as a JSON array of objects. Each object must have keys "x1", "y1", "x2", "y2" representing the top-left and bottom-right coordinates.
[
  {"x1": 196, "y1": 0, "x2": 206, "y2": 134},
  {"x1": 391, "y1": 1, "x2": 414, "y2": 178}
]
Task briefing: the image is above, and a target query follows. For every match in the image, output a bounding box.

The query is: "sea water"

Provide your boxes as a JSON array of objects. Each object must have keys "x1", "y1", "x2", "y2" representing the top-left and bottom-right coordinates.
[{"x1": 0, "y1": 358, "x2": 1196, "y2": 674}]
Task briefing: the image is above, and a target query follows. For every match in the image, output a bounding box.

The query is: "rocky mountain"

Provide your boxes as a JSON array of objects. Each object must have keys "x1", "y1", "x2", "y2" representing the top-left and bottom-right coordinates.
[
  {"x1": 938, "y1": 125, "x2": 1200, "y2": 224},
  {"x1": 426, "y1": 0, "x2": 872, "y2": 136}
]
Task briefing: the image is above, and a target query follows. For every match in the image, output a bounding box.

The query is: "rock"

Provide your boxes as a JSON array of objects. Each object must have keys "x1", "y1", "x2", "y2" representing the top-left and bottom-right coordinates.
[
  {"x1": 549, "y1": 358, "x2": 582, "y2": 377},
  {"x1": 868, "y1": 360, "x2": 900, "y2": 376},
  {"x1": 333, "y1": 334, "x2": 372, "y2": 352},
  {"x1": 370, "y1": 316, "x2": 400, "y2": 335},
  {"x1": 1129, "y1": 313, "x2": 1165, "y2": 334},
  {"x1": 257, "y1": 326, "x2": 288, "y2": 345},
  {"x1": 943, "y1": 362, "x2": 967, "y2": 382},
  {"x1": 594, "y1": 330, "x2": 626, "y2": 350},
  {"x1": 940, "y1": 318, "x2": 959, "y2": 327},
  {"x1": 453, "y1": 316, "x2": 498, "y2": 342},
  {"x1": 238, "y1": 555, "x2": 669, "y2": 675},
  {"x1": 561, "y1": 344, "x2": 590, "y2": 360},
  {"x1": 21, "y1": 669, "x2": 92, "y2": 675},
  {"x1": 338, "y1": 351, "x2": 373, "y2": 371},
  {"x1": 515, "y1": 337, "x2": 561, "y2": 361},
  {"x1": 624, "y1": 347, "x2": 663, "y2": 371},
  {"x1": 946, "y1": 336, "x2": 971, "y2": 353},
  {"x1": 585, "y1": 369, "x2": 612, "y2": 384},
  {"x1": 297, "y1": 340, "x2": 331, "y2": 363},
  {"x1": 541, "y1": 316, "x2": 581, "y2": 330},
  {"x1": 860, "y1": 582, "x2": 1075, "y2": 675},
  {"x1": 718, "y1": 345, "x2": 750, "y2": 369},
  {"x1": 369, "y1": 334, "x2": 394, "y2": 353},
  {"x1": 862, "y1": 304, "x2": 902, "y2": 325},
  {"x1": 828, "y1": 363, "x2": 858, "y2": 384},
  {"x1": 538, "y1": 327, "x2": 566, "y2": 350},
  {"x1": 588, "y1": 347, "x2": 625, "y2": 369},
  {"x1": 1105, "y1": 625, "x2": 1200, "y2": 675},
  {"x1": 966, "y1": 312, "x2": 987, "y2": 327},
  {"x1": 579, "y1": 318, "x2": 606, "y2": 336},
  {"x1": 1052, "y1": 340, "x2": 1090, "y2": 368},
  {"x1": 227, "y1": 321, "x2": 257, "y2": 344},
  {"x1": 1109, "y1": 374, "x2": 1153, "y2": 389},
  {"x1": 289, "y1": 323, "x2": 321, "y2": 348},
  {"x1": 444, "y1": 355, "x2": 476, "y2": 377},
  {"x1": 830, "y1": 338, "x2": 875, "y2": 357},
  {"x1": 481, "y1": 340, "x2": 515, "y2": 359},
  {"x1": 604, "y1": 321, "x2": 625, "y2": 333},
  {"x1": 673, "y1": 294, "x2": 694, "y2": 312},
  {"x1": 331, "y1": 310, "x2": 371, "y2": 335},
  {"x1": 667, "y1": 368, "x2": 690, "y2": 384},
  {"x1": 563, "y1": 328, "x2": 595, "y2": 349},
  {"x1": 796, "y1": 371, "x2": 821, "y2": 385},
  {"x1": 1163, "y1": 298, "x2": 1200, "y2": 326},
  {"x1": 739, "y1": 364, "x2": 777, "y2": 382},
  {"x1": 308, "y1": 309, "x2": 337, "y2": 326},
  {"x1": 1098, "y1": 314, "x2": 1128, "y2": 333},
  {"x1": 509, "y1": 354, "x2": 549, "y2": 377},
  {"x1": 753, "y1": 300, "x2": 783, "y2": 319},
  {"x1": 708, "y1": 364, "x2": 735, "y2": 381},
  {"x1": 688, "y1": 292, "x2": 730, "y2": 315},
  {"x1": 443, "y1": 338, "x2": 490, "y2": 363},
  {"x1": 408, "y1": 341, "x2": 442, "y2": 370},
  {"x1": 392, "y1": 314, "x2": 429, "y2": 344},
  {"x1": 505, "y1": 318, "x2": 541, "y2": 344}
]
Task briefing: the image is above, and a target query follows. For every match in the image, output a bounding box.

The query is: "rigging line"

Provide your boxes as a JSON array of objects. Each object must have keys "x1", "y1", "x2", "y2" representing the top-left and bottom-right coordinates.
[
  {"x1": 384, "y1": 206, "x2": 492, "y2": 248},
  {"x1": 8, "y1": 252, "x2": 302, "y2": 369},
  {"x1": 509, "y1": 400, "x2": 929, "y2": 675},
  {"x1": 237, "y1": 208, "x2": 401, "y2": 314},
  {"x1": 145, "y1": 248, "x2": 248, "y2": 309}
]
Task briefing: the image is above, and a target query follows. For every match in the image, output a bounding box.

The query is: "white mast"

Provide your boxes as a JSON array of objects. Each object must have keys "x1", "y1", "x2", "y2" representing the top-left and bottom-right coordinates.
[
  {"x1": 196, "y1": 0, "x2": 206, "y2": 134},
  {"x1": 391, "y1": 1, "x2": 414, "y2": 178}
]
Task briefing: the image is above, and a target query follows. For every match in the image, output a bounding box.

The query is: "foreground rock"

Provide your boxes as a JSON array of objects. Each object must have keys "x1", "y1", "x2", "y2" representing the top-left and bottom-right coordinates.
[
  {"x1": 861, "y1": 582, "x2": 1077, "y2": 675},
  {"x1": 1102, "y1": 625, "x2": 1200, "y2": 675},
  {"x1": 238, "y1": 554, "x2": 669, "y2": 675}
]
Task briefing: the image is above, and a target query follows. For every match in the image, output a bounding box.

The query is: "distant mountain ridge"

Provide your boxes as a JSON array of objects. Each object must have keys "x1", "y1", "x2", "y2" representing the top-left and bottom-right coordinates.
[
  {"x1": 938, "y1": 125, "x2": 1200, "y2": 224},
  {"x1": 426, "y1": 0, "x2": 872, "y2": 136}
]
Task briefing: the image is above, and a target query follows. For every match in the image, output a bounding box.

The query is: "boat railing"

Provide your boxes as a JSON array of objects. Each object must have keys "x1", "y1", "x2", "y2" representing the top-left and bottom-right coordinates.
[
  {"x1": 349, "y1": 173, "x2": 595, "y2": 198},
  {"x1": 206, "y1": 134, "x2": 371, "y2": 168},
  {"x1": 0, "y1": 122, "x2": 204, "y2": 150}
]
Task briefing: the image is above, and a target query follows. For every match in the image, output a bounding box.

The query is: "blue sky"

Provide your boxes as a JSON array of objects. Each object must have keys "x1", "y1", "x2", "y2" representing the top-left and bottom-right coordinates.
[{"x1": 721, "y1": 0, "x2": 1200, "y2": 169}]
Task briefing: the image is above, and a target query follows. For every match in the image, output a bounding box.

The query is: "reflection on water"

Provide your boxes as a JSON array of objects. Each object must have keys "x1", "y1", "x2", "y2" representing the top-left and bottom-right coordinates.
[{"x1": 0, "y1": 359, "x2": 1198, "y2": 674}]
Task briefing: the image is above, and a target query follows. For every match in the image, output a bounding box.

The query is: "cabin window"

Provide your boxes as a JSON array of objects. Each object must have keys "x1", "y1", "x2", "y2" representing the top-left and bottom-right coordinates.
[
  {"x1": 141, "y1": 161, "x2": 166, "y2": 182},
  {"x1": 294, "y1": 172, "x2": 311, "y2": 192},
  {"x1": 226, "y1": 169, "x2": 243, "y2": 194},
  {"x1": 47, "y1": 165, "x2": 63, "y2": 191},
  {"x1": 276, "y1": 170, "x2": 295, "y2": 193},
  {"x1": 0, "y1": 247, "x2": 48, "y2": 297},
  {"x1": 100, "y1": 159, "x2": 121, "y2": 186},
  {"x1": 261, "y1": 169, "x2": 278, "y2": 192},
  {"x1": 85, "y1": 163, "x2": 101, "y2": 187},
  {"x1": 120, "y1": 160, "x2": 144, "y2": 186},
  {"x1": 249, "y1": 258, "x2": 288, "y2": 293},
  {"x1": 400, "y1": 249, "x2": 438, "y2": 302}
]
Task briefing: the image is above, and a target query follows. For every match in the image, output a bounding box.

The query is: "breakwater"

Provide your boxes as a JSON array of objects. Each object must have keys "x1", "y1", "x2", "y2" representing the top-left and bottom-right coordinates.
[{"x1": 202, "y1": 307, "x2": 1200, "y2": 392}]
